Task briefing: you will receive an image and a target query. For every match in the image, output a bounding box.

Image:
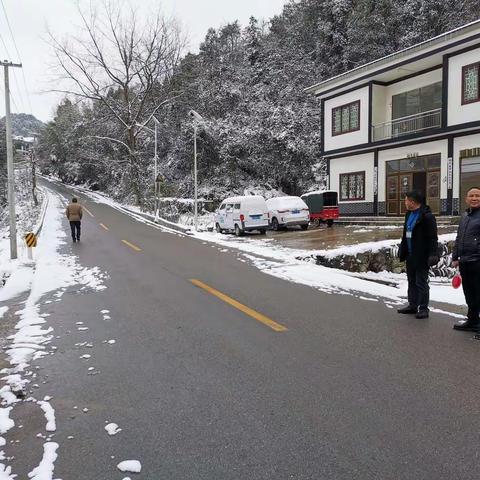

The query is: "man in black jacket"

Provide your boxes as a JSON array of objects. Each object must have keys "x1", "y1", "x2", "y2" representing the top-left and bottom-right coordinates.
[
  {"x1": 397, "y1": 190, "x2": 439, "y2": 319},
  {"x1": 451, "y1": 186, "x2": 480, "y2": 332}
]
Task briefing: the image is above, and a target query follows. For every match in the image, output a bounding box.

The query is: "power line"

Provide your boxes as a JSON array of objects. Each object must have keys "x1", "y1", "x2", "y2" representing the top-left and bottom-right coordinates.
[
  {"x1": 0, "y1": 31, "x2": 25, "y2": 113},
  {"x1": 0, "y1": 1, "x2": 31, "y2": 114}
]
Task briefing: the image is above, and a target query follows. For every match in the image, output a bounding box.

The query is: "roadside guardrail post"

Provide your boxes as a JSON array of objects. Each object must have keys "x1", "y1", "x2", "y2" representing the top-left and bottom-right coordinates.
[{"x1": 24, "y1": 232, "x2": 37, "y2": 260}]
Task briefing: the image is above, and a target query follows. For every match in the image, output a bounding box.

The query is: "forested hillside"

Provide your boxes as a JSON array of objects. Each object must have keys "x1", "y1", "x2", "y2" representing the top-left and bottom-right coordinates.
[
  {"x1": 0, "y1": 113, "x2": 44, "y2": 138},
  {"x1": 38, "y1": 0, "x2": 480, "y2": 209}
]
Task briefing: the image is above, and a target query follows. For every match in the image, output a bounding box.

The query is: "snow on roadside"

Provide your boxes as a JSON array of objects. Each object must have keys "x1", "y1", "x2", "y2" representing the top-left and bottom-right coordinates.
[
  {"x1": 193, "y1": 231, "x2": 465, "y2": 313},
  {"x1": 0, "y1": 190, "x2": 107, "y2": 478}
]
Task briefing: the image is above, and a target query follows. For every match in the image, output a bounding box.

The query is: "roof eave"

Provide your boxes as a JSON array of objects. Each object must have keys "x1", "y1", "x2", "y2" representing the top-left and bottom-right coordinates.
[{"x1": 304, "y1": 19, "x2": 480, "y2": 97}]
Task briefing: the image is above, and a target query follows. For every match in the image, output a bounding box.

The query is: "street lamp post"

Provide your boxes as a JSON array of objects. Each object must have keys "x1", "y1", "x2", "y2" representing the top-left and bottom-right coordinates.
[
  {"x1": 153, "y1": 117, "x2": 160, "y2": 220},
  {"x1": 136, "y1": 117, "x2": 160, "y2": 220},
  {"x1": 188, "y1": 109, "x2": 204, "y2": 231}
]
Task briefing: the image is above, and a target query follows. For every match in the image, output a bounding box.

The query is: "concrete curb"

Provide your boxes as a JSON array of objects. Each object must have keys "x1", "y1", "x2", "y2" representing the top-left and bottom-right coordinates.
[
  {"x1": 33, "y1": 187, "x2": 49, "y2": 237},
  {"x1": 121, "y1": 207, "x2": 192, "y2": 234}
]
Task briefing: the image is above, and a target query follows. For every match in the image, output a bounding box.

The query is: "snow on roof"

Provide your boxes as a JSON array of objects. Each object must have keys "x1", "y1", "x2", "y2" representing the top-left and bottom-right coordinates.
[
  {"x1": 13, "y1": 135, "x2": 34, "y2": 143},
  {"x1": 301, "y1": 190, "x2": 336, "y2": 197},
  {"x1": 221, "y1": 195, "x2": 265, "y2": 202}
]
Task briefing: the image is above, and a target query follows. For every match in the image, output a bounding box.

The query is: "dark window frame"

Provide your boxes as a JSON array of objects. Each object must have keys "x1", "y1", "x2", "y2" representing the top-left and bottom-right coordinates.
[
  {"x1": 339, "y1": 171, "x2": 366, "y2": 201},
  {"x1": 332, "y1": 100, "x2": 361, "y2": 136},
  {"x1": 461, "y1": 62, "x2": 480, "y2": 105}
]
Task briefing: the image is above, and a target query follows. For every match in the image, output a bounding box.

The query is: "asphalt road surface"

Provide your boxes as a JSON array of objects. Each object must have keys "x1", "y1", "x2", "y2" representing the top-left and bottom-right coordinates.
[{"x1": 4, "y1": 179, "x2": 480, "y2": 479}]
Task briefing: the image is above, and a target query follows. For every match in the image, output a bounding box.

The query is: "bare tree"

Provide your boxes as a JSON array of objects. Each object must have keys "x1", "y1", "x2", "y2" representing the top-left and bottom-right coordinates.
[{"x1": 48, "y1": 1, "x2": 186, "y2": 203}]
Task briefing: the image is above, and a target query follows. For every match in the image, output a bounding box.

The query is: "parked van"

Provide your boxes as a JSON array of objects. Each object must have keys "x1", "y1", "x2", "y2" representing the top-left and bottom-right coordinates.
[
  {"x1": 215, "y1": 196, "x2": 269, "y2": 236},
  {"x1": 266, "y1": 196, "x2": 310, "y2": 231}
]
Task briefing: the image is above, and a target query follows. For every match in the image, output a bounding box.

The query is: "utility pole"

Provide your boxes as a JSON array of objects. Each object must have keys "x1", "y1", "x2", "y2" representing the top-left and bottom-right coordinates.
[
  {"x1": 153, "y1": 117, "x2": 159, "y2": 220},
  {"x1": 30, "y1": 148, "x2": 38, "y2": 207},
  {"x1": 187, "y1": 110, "x2": 204, "y2": 231},
  {"x1": 2, "y1": 60, "x2": 22, "y2": 260}
]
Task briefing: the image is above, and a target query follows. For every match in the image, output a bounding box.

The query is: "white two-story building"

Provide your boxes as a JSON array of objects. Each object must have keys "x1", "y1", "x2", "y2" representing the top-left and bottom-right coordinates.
[{"x1": 305, "y1": 20, "x2": 480, "y2": 216}]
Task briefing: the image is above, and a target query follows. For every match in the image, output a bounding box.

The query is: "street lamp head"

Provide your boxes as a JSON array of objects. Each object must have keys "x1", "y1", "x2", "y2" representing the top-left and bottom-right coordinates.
[{"x1": 188, "y1": 109, "x2": 204, "y2": 123}]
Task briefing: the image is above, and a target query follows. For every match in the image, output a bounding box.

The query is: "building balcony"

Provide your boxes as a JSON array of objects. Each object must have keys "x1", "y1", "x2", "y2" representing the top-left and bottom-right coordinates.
[{"x1": 371, "y1": 108, "x2": 442, "y2": 142}]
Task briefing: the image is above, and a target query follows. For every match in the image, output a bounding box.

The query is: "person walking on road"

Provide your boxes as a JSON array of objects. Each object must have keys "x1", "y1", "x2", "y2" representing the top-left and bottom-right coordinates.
[
  {"x1": 451, "y1": 186, "x2": 480, "y2": 332},
  {"x1": 66, "y1": 197, "x2": 83, "y2": 243},
  {"x1": 397, "y1": 190, "x2": 439, "y2": 319}
]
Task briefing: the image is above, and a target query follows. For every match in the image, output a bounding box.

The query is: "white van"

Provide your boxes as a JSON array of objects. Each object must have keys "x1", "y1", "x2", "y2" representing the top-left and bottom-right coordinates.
[
  {"x1": 266, "y1": 196, "x2": 310, "y2": 231},
  {"x1": 215, "y1": 196, "x2": 269, "y2": 236}
]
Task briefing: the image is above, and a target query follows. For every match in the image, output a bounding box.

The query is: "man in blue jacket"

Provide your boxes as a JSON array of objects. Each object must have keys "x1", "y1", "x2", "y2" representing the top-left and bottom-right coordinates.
[
  {"x1": 397, "y1": 190, "x2": 439, "y2": 319},
  {"x1": 452, "y1": 186, "x2": 480, "y2": 332}
]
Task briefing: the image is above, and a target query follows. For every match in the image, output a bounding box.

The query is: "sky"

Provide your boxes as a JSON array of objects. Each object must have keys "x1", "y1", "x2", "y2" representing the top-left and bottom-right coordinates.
[{"x1": 0, "y1": 0, "x2": 289, "y2": 123}]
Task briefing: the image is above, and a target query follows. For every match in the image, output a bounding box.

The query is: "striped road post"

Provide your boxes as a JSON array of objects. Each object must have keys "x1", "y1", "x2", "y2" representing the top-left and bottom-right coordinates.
[{"x1": 24, "y1": 232, "x2": 37, "y2": 260}]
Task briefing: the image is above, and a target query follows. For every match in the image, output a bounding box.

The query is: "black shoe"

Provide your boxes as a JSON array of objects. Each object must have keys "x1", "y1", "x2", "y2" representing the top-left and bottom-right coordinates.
[
  {"x1": 416, "y1": 310, "x2": 429, "y2": 319},
  {"x1": 397, "y1": 305, "x2": 417, "y2": 314},
  {"x1": 77, "y1": 237, "x2": 80, "y2": 242},
  {"x1": 453, "y1": 320, "x2": 479, "y2": 332},
  {"x1": 72, "y1": 238, "x2": 76, "y2": 243}
]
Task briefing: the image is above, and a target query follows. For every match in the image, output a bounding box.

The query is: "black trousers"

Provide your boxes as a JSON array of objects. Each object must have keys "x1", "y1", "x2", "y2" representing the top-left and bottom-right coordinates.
[
  {"x1": 406, "y1": 257, "x2": 430, "y2": 311},
  {"x1": 70, "y1": 221, "x2": 81, "y2": 241},
  {"x1": 459, "y1": 261, "x2": 480, "y2": 322}
]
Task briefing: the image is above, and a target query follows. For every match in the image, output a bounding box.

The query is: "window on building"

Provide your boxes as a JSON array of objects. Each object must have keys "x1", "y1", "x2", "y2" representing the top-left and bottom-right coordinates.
[
  {"x1": 332, "y1": 101, "x2": 360, "y2": 135},
  {"x1": 460, "y1": 148, "x2": 480, "y2": 202},
  {"x1": 392, "y1": 82, "x2": 442, "y2": 119},
  {"x1": 340, "y1": 171, "x2": 365, "y2": 201},
  {"x1": 462, "y1": 63, "x2": 480, "y2": 104}
]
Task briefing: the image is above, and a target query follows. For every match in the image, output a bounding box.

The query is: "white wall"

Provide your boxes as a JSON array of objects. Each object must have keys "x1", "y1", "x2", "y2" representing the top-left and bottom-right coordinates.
[
  {"x1": 329, "y1": 153, "x2": 375, "y2": 203},
  {"x1": 371, "y1": 84, "x2": 386, "y2": 126},
  {"x1": 324, "y1": 86, "x2": 369, "y2": 152},
  {"x1": 448, "y1": 47, "x2": 480, "y2": 126},
  {"x1": 377, "y1": 140, "x2": 448, "y2": 202},
  {"x1": 453, "y1": 133, "x2": 480, "y2": 199}
]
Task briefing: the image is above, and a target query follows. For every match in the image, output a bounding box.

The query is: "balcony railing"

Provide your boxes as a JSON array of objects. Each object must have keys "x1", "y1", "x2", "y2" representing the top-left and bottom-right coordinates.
[{"x1": 371, "y1": 108, "x2": 442, "y2": 142}]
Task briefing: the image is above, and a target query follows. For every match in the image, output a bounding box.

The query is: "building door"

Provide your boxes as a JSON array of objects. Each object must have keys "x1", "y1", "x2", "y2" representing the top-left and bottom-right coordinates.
[
  {"x1": 426, "y1": 171, "x2": 441, "y2": 214},
  {"x1": 399, "y1": 173, "x2": 412, "y2": 215},
  {"x1": 387, "y1": 176, "x2": 399, "y2": 215},
  {"x1": 385, "y1": 153, "x2": 441, "y2": 216},
  {"x1": 413, "y1": 171, "x2": 426, "y2": 194}
]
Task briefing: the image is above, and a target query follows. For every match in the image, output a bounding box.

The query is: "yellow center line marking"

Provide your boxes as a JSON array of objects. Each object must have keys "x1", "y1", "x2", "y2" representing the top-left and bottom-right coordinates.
[
  {"x1": 82, "y1": 206, "x2": 94, "y2": 217},
  {"x1": 122, "y1": 239, "x2": 142, "y2": 252},
  {"x1": 189, "y1": 279, "x2": 288, "y2": 332},
  {"x1": 99, "y1": 223, "x2": 109, "y2": 231}
]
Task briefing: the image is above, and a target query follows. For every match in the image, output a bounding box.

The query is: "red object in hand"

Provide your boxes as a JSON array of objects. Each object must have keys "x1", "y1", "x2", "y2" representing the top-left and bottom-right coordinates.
[{"x1": 452, "y1": 273, "x2": 462, "y2": 289}]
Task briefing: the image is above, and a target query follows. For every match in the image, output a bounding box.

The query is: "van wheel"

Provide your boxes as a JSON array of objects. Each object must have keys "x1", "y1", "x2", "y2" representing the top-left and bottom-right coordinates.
[
  {"x1": 327, "y1": 220, "x2": 334, "y2": 227},
  {"x1": 215, "y1": 223, "x2": 223, "y2": 234},
  {"x1": 301, "y1": 224, "x2": 308, "y2": 231},
  {"x1": 312, "y1": 219, "x2": 320, "y2": 228},
  {"x1": 234, "y1": 224, "x2": 243, "y2": 237},
  {"x1": 271, "y1": 217, "x2": 279, "y2": 231}
]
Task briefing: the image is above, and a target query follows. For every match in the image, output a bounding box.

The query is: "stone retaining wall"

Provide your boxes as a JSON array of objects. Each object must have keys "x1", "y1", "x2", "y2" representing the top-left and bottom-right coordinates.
[{"x1": 302, "y1": 240, "x2": 456, "y2": 277}]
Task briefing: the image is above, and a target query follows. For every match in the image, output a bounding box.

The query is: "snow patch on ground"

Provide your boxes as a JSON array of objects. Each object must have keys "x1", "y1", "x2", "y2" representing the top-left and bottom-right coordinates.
[
  {"x1": 27, "y1": 442, "x2": 58, "y2": 480},
  {"x1": 117, "y1": 460, "x2": 141, "y2": 473},
  {"x1": 105, "y1": 423, "x2": 121, "y2": 435},
  {"x1": 37, "y1": 400, "x2": 56, "y2": 432}
]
